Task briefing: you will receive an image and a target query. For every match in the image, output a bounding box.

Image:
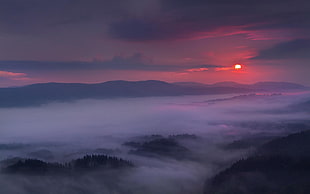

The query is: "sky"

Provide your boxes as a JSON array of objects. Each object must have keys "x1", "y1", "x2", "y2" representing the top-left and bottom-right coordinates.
[{"x1": 0, "y1": 0, "x2": 310, "y2": 87}]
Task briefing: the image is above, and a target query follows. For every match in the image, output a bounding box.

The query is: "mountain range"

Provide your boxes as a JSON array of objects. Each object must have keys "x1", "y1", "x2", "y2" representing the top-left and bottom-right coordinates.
[{"x1": 0, "y1": 80, "x2": 308, "y2": 107}]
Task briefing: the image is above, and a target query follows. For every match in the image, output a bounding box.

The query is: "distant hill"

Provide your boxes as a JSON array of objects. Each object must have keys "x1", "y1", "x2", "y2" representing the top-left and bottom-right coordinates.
[
  {"x1": 288, "y1": 100, "x2": 310, "y2": 112},
  {"x1": 2, "y1": 154, "x2": 134, "y2": 175},
  {"x1": 205, "y1": 93, "x2": 282, "y2": 104},
  {"x1": 256, "y1": 130, "x2": 310, "y2": 158},
  {"x1": 211, "y1": 81, "x2": 249, "y2": 88},
  {"x1": 211, "y1": 81, "x2": 308, "y2": 91},
  {"x1": 125, "y1": 138, "x2": 190, "y2": 159},
  {"x1": 123, "y1": 134, "x2": 197, "y2": 159},
  {"x1": 0, "y1": 80, "x2": 307, "y2": 107},
  {"x1": 204, "y1": 130, "x2": 310, "y2": 194}
]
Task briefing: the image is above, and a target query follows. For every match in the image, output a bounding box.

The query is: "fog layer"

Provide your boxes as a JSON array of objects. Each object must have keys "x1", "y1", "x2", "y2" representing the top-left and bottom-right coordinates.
[{"x1": 0, "y1": 92, "x2": 309, "y2": 194}]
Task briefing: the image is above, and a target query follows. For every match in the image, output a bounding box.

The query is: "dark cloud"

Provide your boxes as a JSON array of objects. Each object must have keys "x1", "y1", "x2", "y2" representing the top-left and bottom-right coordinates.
[
  {"x1": 1, "y1": 0, "x2": 310, "y2": 41},
  {"x1": 0, "y1": 53, "x2": 221, "y2": 72},
  {"x1": 108, "y1": 19, "x2": 200, "y2": 41},
  {"x1": 109, "y1": 19, "x2": 179, "y2": 41},
  {"x1": 251, "y1": 39, "x2": 310, "y2": 60},
  {"x1": 0, "y1": 0, "x2": 129, "y2": 35},
  {"x1": 108, "y1": 0, "x2": 310, "y2": 41}
]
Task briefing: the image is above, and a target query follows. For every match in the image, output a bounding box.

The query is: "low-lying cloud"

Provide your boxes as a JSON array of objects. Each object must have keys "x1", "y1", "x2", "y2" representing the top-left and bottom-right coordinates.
[{"x1": 0, "y1": 91, "x2": 309, "y2": 193}]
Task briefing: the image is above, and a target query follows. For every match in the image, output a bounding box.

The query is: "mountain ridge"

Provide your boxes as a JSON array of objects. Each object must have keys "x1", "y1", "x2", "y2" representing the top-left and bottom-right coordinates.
[
  {"x1": 0, "y1": 80, "x2": 308, "y2": 107},
  {"x1": 204, "y1": 130, "x2": 310, "y2": 194}
]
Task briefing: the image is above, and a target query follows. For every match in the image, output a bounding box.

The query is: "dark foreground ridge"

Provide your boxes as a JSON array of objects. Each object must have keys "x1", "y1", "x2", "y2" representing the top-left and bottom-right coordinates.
[
  {"x1": 2, "y1": 154, "x2": 134, "y2": 175},
  {"x1": 0, "y1": 80, "x2": 307, "y2": 107},
  {"x1": 204, "y1": 130, "x2": 310, "y2": 194}
]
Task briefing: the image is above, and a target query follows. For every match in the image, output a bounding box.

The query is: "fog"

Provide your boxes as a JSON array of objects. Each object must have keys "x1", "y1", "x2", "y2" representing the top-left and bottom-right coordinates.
[{"x1": 0, "y1": 92, "x2": 309, "y2": 194}]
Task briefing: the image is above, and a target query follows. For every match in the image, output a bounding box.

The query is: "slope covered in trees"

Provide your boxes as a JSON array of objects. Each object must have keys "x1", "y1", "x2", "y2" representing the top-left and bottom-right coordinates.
[
  {"x1": 2, "y1": 154, "x2": 134, "y2": 175},
  {"x1": 205, "y1": 130, "x2": 310, "y2": 194}
]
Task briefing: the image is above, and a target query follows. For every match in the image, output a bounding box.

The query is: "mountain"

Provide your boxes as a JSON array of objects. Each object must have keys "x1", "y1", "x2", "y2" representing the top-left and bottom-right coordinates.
[
  {"x1": 205, "y1": 93, "x2": 282, "y2": 104},
  {"x1": 251, "y1": 82, "x2": 308, "y2": 91},
  {"x1": 174, "y1": 81, "x2": 308, "y2": 91},
  {"x1": 288, "y1": 100, "x2": 310, "y2": 112},
  {"x1": 212, "y1": 81, "x2": 308, "y2": 91},
  {"x1": 0, "y1": 80, "x2": 307, "y2": 107},
  {"x1": 256, "y1": 130, "x2": 310, "y2": 158},
  {"x1": 124, "y1": 137, "x2": 190, "y2": 159},
  {"x1": 204, "y1": 130, "x2": 310, "y2": 194},
  {"x1": 173, "y1": 82, "x2": 211, "y2": 87},
  {"x1": 2, "y1": 154, "x2": 134, "y2": 175},
  {"x1": 211, "y1": 81, "x2": 249, "y2": 88}
]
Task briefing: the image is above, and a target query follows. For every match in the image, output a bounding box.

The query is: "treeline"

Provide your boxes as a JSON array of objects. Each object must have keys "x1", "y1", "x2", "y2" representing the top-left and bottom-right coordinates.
[
  {"x1": 3, "y1": 154, "x2": 134, "y2": 175},
  {"x1": 205, "y1": 130, "x2": 310, "y2": 194}
]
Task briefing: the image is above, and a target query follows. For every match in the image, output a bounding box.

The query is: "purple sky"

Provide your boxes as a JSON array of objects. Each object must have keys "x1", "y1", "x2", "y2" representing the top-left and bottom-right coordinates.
[{"x1": 0, "y1": 0, "x2": 310, "y2": 87}]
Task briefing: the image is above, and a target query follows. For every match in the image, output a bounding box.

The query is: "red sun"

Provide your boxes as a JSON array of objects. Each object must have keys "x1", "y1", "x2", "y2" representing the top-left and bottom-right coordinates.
[{"x1": 234, "y1": 64, "x2": 242, "y2": 70}]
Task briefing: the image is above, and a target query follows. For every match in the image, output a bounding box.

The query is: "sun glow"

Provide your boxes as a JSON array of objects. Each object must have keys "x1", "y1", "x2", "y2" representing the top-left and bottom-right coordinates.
[{"x1": 234, "y1": 64, "x2": 242, "y2": 70}]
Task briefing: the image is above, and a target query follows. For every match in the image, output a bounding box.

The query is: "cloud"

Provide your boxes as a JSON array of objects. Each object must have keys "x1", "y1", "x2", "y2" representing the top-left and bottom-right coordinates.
[
  {"x1": 0, "y1": 71, "x2": 26, "y2": 78},
  {"x1": 107, "y1": 0, "x2": 310, "y2": 41},
  {"x1": 0, "y1": 90, "x2": 309, "y2": 193},
  {"x1": 108, "y1": 19, "x2": 184, "y2": 41},
  {"x1": 185, "y1": 65, "x2": 220, "y2": 72},
  {"x1": 0, "y1": 0, "x2": 130, "y2": 35},
  {"x1": 251, "y1": 39, "x2": 310, "y2": 60},
  {"x1": 0, "y1": 70, "x2": 31, "y2": 83},
  {"x1": 186, "y1": 67, "x2": 209, "y2": 72},
  {"x1": 0, "y1": 53, "x2": 163, "y2": 72},
  {"x1": 215, "y1": 67, "x2": 233, "y2": 71},
  {"x1": 0, "y1": 54, "x2": 222, "y2": 73},
  {"x1": 1, "y1": 0, "x2": 309, "y2": 42}
]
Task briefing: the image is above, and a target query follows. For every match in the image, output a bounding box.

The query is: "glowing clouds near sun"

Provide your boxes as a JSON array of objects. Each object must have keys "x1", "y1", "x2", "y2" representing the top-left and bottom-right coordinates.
[{"x1": 186, "y1": 67, "x2": 209, "y2": 72}]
